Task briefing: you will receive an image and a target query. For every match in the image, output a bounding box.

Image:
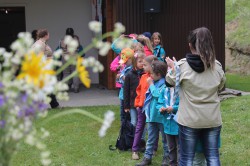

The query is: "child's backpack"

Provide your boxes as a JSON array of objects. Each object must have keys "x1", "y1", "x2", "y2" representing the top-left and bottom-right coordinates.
[{"x1": 109, "y1": 115, "x2": 135, "y2": 151}]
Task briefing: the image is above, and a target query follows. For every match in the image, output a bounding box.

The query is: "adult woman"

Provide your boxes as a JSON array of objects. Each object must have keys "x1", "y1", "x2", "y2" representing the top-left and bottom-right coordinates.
[
  {"x1": 32, "y1": 29, "x2": 53, "y2": 59},
  {"x1": 165, "y1": 27, "x2": 226, "y2": 166},
  {"x1": 32, "y1": 29, "x2": 60, "y2": 108}
]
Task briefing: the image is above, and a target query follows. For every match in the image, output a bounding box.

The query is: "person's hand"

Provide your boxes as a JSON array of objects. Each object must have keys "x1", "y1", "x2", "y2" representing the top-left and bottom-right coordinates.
[
  {"x1": 165, "y1": 57, "x2": 176, "y2": 70},
  {"x1": 159, "y1": 107, "x2": 167, "y2": 113},
  {"x1": 166, "y1": 106, "x2": 173, "y2": 113},
  {"x1": 116, "y1": 73, "x2": 120, "y2": 79},
  {"x1": 124, "y1": 109, "x2": 130, "y2": 113},
  {"x1": 147, "y1": 77, "x2": 153, "y2": 85}
]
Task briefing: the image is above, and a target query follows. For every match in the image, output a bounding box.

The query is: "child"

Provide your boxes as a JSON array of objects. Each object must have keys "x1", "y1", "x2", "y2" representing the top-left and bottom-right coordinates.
[
  {"x1": 124, "y1": 52, "x2": 145, "y2": 127},
  {"x1": 136, "y1": 61, "x2": 169, "y2": 166},
  {"x1": 131, "y1": 42, "x2": 144, "y2": 53},
  {"x1": 110, "y1": 54, "x2": 123, "y2": 94},
  {"x1": 111, "y1": 34, "x2": 138, "y2": 55},
  {"x1": 159, "y1": 87, "x2": 180, "y2": 166},
  {"x1": 137, "y1": 35, "x2": 154, "y2": 56},
  {"x1": 117, "y1": 48, "x2": 135, "y2": 122},
  {"x1": 151, "y1": 32, "x2": 166, "y2": 62},
  {"x1": 132, "y1": 55, "x2": 158, "y2": 160},
  {"x1": 193, "y1": 135, "x2": 221, "y2": 166}
]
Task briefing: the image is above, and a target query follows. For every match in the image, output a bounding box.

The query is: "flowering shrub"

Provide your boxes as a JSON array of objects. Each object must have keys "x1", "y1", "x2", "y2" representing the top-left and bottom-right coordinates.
[{"x1": 0, "y1": 21, "x2": 129, "y2": 165}]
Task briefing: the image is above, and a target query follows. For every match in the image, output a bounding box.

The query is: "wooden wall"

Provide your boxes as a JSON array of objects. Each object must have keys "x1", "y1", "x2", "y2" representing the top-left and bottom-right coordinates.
[{"x1": 100, "y1": 0, "x2": 225, "y2": 89}]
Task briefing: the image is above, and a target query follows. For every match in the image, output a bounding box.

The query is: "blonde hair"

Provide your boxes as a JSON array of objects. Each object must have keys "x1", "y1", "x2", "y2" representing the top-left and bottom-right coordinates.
[
  {"x1": 137, "y1": 35, "x2": 153, "y2": 53},
  {"x1": 151, "y1": 32, "x2": 163, "y2": 47},
  {"x1": 188, "y1": 27, "x2": 216, "y2": 70},
  {"x1": 131, "y1": 42, "x2": 144, "y2": 53}
]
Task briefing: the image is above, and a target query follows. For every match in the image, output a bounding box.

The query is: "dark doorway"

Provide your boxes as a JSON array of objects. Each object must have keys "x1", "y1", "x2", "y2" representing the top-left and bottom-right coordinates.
[{"x1": 0, "y1": 7, "x2": 26, "y2": 51}]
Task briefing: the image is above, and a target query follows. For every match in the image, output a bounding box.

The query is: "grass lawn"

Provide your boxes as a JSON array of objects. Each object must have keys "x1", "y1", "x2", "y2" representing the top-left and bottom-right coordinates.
[
  {"x1": 11, "y1": 95, "x2": 250, "y2": 165},
  {"x1": 226, "y1": 73, "x2": 250, "y2": 92}
]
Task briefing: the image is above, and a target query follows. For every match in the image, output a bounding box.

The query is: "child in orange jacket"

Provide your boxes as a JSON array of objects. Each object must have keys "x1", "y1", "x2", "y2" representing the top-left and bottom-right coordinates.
[{"x1": 132, "y1": 55, "x2": 158, "y2": 160}]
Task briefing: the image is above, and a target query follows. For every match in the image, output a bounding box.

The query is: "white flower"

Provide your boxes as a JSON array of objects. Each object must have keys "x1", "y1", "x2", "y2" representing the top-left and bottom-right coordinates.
[
  {"x1": 41, "y1": 151, "x2": 50, "y2": 158},
  {"x1": 12, "y1": 129, "x2": 23, "y2": 140},
  {"x1": 99, "y1": 42, "x2": 111, "y2": 56},
  {"x1": 11, "y1": 55, "x2": 21, "y2": 65},
  {"x1": 95, "y1": 41, "x2": 104, "y2": 49},
  {"x1": 25, "y1": 134, "x2": 36, "y2": 145},
  {"x1": 36, "y1": 142, "x2": 46, "y2": 150},
  {"x1": 53, "y1": 49, "x2": 63, "y2": 59},
  {"x1": 41, "y1": 158, "x2": 51, "y2": 166},
  {"x1": 3, "y1": 52, "x2": 12, "y2": 59},
  {"x1": 64, "y1": 54, "x2": 70, "y2": 61},
  {"x1": 0, "y1": 47, "x2": 6, "y2": 55},
  {"x1": 68, "y1": 39, "x2": 78, "y2": 54},
  {"x1": 18, "y1": 32, "x2": 25, "y2": 38},
  {"x1": 98, "y1": 65, "x2": 104, "y2": 72},
  {"x1": 98, "y1": 111, "x2": 115, "y2": 137},
  {"x1": 41, "y1": 128, "x2": 50, "y2": 139},
  {"x1": 87, "y1": 57, "x2": 95, "y2": 66},
  {"x1": 56, "y1": 92, "x2": 69, "y2": 101},
  {"x1": 64, "y1": 35, "x2": 73, "y2": 45},
  {"x1": 10, "y1": 40, "x2": 23, "y2": 51},
  {"x1": 89, "y1": 21, "x2": 102, "y2": 33},
  {"x1": 114, "y1": 22, "x2": 125, "y2": 33},
  {"x1": 92, "y1": 66, "x2": 99, "y2": 73}
]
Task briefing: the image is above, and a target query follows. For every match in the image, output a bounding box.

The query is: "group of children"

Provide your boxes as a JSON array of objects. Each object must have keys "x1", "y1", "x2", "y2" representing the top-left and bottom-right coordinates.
[
  {"x1": 110, "y1": 32, "x2": 181, "y2": 166},
  {"x1": 110, "y1": 31, "x2": 211, "y2": 166}
]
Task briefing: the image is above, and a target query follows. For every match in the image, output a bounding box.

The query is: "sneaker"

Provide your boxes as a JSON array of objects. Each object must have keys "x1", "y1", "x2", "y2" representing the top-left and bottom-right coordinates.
[
  {"x1": 135, "y1": 157, "x2": 152, "y2": 166},
  {"x1": 161, "y1": 156, "x2": 169, "y2": 166},
  {"x1": 132, "y1": 152, "x2": 140, "y2": 160}
]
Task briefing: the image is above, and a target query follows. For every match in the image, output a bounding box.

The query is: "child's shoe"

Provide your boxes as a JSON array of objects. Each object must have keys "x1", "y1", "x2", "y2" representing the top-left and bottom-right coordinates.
[
  {"x1": 135, "y1": 157, "x2": 152, "y2": 166},
  {"x1": 132, "y1": 152, "x2": 140, "y2": 160}
]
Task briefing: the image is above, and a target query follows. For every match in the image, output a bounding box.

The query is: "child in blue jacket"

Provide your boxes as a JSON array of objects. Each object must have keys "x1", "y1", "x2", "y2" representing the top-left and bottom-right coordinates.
[
  {"x1": 151, "y1": 32, "x2": 166, "y2": 62},
  {"x1": 159, "y1": 87, "x2": 180, "y2": 166},
  {"x1": 136, "y1": 61, "x2": 169, "y2": 166}
]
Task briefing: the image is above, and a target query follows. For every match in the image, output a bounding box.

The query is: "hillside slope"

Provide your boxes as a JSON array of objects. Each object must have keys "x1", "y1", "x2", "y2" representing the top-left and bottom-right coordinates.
[{"x1": 226, "y1": 0, "x2": 250, "y2": 75}]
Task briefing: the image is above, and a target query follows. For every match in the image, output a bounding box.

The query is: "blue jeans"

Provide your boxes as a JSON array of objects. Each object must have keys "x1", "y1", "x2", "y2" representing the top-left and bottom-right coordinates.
[
  {"x1": 144, "y1": 122, "x2": 169, "y2": 159},
  {"x1": 130, "y1": 108, "x2": 137, "y2": 126},
  {"x1": 179, "y1": 124, "x2": 221, "y2": 166}
]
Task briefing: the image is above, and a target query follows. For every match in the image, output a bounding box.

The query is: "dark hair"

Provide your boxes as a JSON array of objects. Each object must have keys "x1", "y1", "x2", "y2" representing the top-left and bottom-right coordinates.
[
  {"x1": 31, "y1": 29, "x2": 38, "y2": 41},
  {"x1": 151, "y1": 60, "x2": 167, "y2": 77},
  {"x1": 188, "y1": 27, "x2": 216, "y2": 70},
  {"x1": 37, "y1": 29, "x2": 48, "y2": 39},
  {"x1": 66, "y1": 28, "x2": 74, "y2": 37}
]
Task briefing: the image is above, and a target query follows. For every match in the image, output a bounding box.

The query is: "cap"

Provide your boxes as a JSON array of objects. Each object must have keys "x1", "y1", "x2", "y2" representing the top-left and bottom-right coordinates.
[
  {"x1": 119, "y1": 48, "x2": 134, "y2": 64},
  {"x1": 143, "y1": 32, "x2": 151, "y2": 39}
]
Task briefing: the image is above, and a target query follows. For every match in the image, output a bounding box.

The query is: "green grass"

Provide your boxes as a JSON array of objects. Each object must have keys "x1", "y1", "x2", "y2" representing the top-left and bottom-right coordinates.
[
  {"x1": 11, "y1": 105, "x2": 165, "y2": 166},
  {"x1": 220, "y1": 95, "x2": 250, "y2": 165},
  {"x1": 226, "y1": 73, "x2": 250, "y2": 92},
  {"x1": 226, "y1": 0, "x2": 250, "y2": 47},
  {"x1": 11, "y1": 96, "x2": 250, "y2": 165}
]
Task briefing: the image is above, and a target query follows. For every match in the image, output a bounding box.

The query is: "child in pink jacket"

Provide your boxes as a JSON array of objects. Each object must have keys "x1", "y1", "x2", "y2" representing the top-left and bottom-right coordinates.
[{"x1": 110, "y1": 55, "x2": 124, "y2": 89}]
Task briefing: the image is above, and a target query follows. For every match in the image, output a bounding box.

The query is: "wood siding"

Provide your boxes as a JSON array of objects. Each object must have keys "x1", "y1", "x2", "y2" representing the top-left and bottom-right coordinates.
[
  {"x1": 101, "y1": 0, "x2": 225, "y2": 89},
  {"x1": 114, "y1": 0, "x2": 225, "y2": 66}
]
